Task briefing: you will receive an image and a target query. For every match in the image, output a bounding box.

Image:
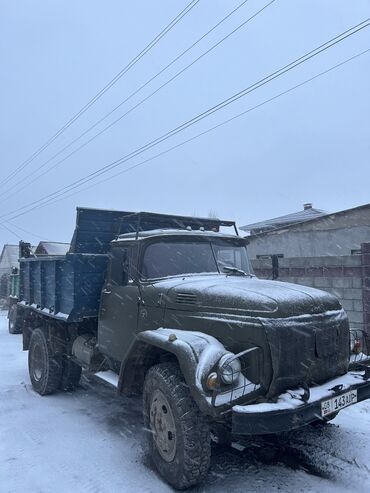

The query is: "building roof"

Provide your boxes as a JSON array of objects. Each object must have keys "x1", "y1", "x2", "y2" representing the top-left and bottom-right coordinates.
[
  {"x1": 0, "y1": 244, "x2": 19, "y2": 272},
  {"x1": 34, "y1": 241, "x2": 70, "y2": 255},
  {"x1": 240, "y1": 203, "x2": 327, "y2": 233},
  {"x1": 246, "y1": 202, "x2": 370, "y2": 239}
]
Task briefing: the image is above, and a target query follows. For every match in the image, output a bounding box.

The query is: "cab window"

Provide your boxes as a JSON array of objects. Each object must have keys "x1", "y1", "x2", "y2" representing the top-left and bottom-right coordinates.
[{"x1": 109, "y1": 247, "x2": 132, "y2": 286}]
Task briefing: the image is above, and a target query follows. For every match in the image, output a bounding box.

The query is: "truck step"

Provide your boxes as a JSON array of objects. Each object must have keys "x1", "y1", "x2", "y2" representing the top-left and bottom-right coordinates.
[{"x1": 94, "y1": 370, "x2": 119, "y2": 388}]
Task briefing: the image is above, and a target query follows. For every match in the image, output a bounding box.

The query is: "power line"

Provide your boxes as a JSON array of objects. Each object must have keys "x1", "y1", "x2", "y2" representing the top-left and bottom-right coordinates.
[
  {"x1": 0, "y1": 0, "x2": 261, "y2": 203},
  {"x1": 1, "y1": 19, "x2": 369, "y2": 221},
  {"x1": 7, "y1": 48, "x2": 369, "y2": 218},
  {"x1": 2, "y1": 18, "x2": 368, "y2": 220},
  {"x1": 0, "y1": 221, "x2": 22, "y2": 240},
  {"x1": 0, "y1": 218, "x2": 47, "y2": 241},
  {"x1": 0, "y1": 218, "x2": 46, "y2": 240},
  {"x1": 0, "y1": 0, "x2": 200, "y2": 189},
  {"x1": 2, "y1": 219, "x2": 46, "y2": 241}
]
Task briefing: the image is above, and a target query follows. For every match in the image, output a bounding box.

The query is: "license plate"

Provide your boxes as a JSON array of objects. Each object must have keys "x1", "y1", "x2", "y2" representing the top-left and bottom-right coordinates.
[{"x1": 321, "y1": 389, "x2": 357, "y2": 417}]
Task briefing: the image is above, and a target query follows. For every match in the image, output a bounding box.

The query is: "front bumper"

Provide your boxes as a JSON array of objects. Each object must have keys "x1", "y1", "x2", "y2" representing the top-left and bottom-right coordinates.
[{"x1": 232, "y1": 369, "x2": 370, "y2": 435}]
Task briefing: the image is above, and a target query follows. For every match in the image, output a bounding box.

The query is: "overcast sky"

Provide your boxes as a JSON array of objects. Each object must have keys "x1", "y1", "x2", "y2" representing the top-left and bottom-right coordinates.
[{"x1": 1, "y1": 0, "x2": 369, "y2": 245}]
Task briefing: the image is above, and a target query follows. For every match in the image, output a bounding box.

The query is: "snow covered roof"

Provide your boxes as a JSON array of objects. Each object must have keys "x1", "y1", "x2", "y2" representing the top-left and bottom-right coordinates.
[
  {"x1": 0, "y1": 244, "x2": 19, "y2": 273},
  {"x1": 34, "y1": 241, "x2": 70, "y2": 255},
  {"x1": 241, "y1": 204, "x2": 327, "y2": 233}
]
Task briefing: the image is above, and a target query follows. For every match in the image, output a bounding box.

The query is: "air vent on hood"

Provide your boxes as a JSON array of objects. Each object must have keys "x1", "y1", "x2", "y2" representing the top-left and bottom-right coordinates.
[{"x1": 176, "y1": 292, "x2": 197, "y2": 305}]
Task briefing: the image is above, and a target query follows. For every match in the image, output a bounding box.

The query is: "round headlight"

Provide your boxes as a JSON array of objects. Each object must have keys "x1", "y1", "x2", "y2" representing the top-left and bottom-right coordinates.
[{"x1": 218, "y1": 353, "x2": 241, "y2": 385}]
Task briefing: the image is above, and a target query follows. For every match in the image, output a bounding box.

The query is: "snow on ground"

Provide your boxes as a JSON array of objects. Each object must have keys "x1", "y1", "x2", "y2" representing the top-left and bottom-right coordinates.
[{"x1": 0, "y1": 310, "x2": 369, "y2": 493}]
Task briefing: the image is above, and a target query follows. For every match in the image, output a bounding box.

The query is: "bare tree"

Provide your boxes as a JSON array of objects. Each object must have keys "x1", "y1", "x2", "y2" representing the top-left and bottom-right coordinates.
[{"x1": 208, "y1": 209, "x2": 218, "y2": 219}]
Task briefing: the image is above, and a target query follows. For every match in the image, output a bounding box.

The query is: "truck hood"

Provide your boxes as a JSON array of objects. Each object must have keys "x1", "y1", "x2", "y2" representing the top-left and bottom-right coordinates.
[
  {"x1": 160, "y1": 275, "x2": 340, "y2": 318},
  {"x1": 157, "y1": 275, "x2": 348, "y2": 398}
]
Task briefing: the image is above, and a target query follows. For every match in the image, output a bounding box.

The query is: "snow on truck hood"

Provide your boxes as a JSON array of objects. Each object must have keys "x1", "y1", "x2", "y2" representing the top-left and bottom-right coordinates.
[{"x1": 156, "y1": 275, "x2": 341, "y2": 317}]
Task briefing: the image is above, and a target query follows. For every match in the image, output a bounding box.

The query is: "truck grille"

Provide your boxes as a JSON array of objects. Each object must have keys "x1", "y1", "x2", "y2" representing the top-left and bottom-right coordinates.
[
  {"x1": 261, "y1": 310, "x2": 350, "y2": 397},
  {"x1": 175, "y1": 292, "x2": 197, "y2": 305}
]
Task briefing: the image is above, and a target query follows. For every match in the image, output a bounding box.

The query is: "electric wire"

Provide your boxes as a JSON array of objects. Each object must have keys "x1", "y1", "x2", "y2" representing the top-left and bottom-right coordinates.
[
  {"x1": 1, "y1": 19, "x2": 369, "y2": 221},
  {"x1": 0, "y1": 0, "x2": 266, "y2": 203},
  {"x1": 0, "y1": 218, "x2": 47, "y2": 240},
  {"x1": 2, "y1": 19, "x2": 368, "y2": 220},
  {"x1": 2, "y1": 220, "x2": 47, "y2": 240},
  {"x1": 0, "y1": 0, "x2": 201, "y2": 189},
  {"x1": 7, "y1": 48, "x2": 368, "y2": 219},
  {"x1": 0, "y1": 221, "x2": 22, "y2": 240}
]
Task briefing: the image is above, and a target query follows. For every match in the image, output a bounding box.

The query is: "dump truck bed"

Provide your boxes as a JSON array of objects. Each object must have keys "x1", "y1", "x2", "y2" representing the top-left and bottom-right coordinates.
[{"x1": 18, "y1": 207, "x2": 237, "y2": 323}]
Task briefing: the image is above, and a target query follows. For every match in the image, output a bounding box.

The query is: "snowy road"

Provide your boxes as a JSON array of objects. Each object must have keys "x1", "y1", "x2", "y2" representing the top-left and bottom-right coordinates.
[{"x1": 1, "y1": 311, "x2": 369, "y2": 493}]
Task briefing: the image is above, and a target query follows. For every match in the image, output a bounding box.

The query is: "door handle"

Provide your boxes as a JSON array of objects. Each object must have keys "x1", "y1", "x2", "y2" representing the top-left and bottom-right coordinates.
[{"x1": 102, "y1": 289, "x2": 111, "y2": 295}]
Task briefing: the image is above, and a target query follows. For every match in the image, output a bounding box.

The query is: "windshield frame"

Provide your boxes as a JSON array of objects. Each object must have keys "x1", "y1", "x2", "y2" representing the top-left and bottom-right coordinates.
[{"x1": 138, "y1": 235, "x2": 252, "y2": 282}]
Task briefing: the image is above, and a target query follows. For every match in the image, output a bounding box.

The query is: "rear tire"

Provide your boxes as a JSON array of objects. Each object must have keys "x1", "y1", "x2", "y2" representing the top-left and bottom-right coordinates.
[
  {"x1": 60, "y1": 359, "x2": 82, "y2": 391},
  {"x1": 143, "y1": 362, "x2": 211, "y2": 490},
  {"x1": 28, "y1": 328, "x2": 63, "y2": 395},
  {"x1": 8, "y1": 304, "x2": 21, "y2": 334}
]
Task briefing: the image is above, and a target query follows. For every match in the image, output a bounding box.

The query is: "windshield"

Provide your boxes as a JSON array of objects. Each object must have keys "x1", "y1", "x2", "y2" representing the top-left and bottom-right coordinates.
[
  {"x1": 212, "y1": 239, "x2": 252, "y2": 274},
  {"x1": 141, "y1": 239, "x2": 253, "y2": 279}
]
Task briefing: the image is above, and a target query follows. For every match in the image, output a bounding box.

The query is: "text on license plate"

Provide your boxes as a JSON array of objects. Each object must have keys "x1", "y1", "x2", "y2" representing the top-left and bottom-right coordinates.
[{"x1": 321, "y1": 389, "x2": 357, "y2": 417}]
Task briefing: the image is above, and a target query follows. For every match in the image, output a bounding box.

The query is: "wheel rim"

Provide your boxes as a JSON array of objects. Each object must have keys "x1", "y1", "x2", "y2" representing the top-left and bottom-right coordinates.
[
  {"x1": 31, "y1": 343, "x2": 44, "y2": 381},
  {"x1": 150, "y1": 389, "x2": 177, "y2": 462}
]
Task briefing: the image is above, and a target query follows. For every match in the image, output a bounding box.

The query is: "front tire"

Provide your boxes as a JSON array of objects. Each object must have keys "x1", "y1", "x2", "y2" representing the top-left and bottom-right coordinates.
[
  {"x1": 143, "y1": 362, "x2": 211, "y2": 490},
  {"x1": 28, "y1": 328, "x2": 63, "y2": 395}
]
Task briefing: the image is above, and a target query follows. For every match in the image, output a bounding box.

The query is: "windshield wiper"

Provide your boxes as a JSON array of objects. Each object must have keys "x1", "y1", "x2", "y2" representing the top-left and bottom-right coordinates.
[{"x1": 222, "y1": 266, "x2": 248, "y2": 277}]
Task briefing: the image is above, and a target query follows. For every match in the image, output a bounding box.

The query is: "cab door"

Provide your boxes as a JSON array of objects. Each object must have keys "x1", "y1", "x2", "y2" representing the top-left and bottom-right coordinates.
[
  {"x1": 137, "y1": 283, "x2": 167, "y2": 332},
  {"x1": 98, "y1": 244, "x2": 139, "y2": 362}
]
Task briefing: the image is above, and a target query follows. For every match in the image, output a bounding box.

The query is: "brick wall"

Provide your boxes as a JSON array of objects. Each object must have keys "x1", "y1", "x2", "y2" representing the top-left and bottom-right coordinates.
[{"x1": 251, "y1": 252, "x2": 366, "y2": 332}]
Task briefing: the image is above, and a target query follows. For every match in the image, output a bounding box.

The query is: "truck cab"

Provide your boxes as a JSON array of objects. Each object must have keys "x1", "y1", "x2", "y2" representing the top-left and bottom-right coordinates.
[{"x1": 98, "y1": 229, "x2": 253, "y2": 362}]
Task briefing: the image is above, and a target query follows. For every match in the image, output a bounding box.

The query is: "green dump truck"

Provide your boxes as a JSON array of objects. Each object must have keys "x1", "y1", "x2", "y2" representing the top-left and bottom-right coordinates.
[{"x1": 9, "y1": 207, "x2": 370, "y2": 489}]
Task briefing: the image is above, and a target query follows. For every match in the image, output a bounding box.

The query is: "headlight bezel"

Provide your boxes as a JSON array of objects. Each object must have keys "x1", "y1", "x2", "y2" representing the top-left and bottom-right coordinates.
[
  {"x1": 218, "y1": 352, "x2": 241, "y2": 385},
  {"x1": 205, "y1": 347, "x2": 261, "y2": 393}
]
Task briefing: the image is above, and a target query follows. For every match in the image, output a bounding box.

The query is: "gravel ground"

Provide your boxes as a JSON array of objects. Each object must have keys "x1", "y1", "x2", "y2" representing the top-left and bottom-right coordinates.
[{"x1": 0, "y1": 311, "x2": 369, "y2": 493}]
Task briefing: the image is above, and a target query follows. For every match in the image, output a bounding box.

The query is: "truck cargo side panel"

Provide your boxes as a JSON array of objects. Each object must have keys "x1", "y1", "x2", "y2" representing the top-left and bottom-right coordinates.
[
  {"x1": 72, "y1": 255, "x2": 108, "y2": 320},
  {"x1": 44, "y1": 261, "x2": 58, "y2": 311},
  {"x1": 19, "y1": 254, "x2": 108, "y2": 322},
  {"x1": 32, "y1": 262, "x2": 42, "y2": 306},
  {"x1": 58, "y1": 259, "x2": 74, "y2": 317}
]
